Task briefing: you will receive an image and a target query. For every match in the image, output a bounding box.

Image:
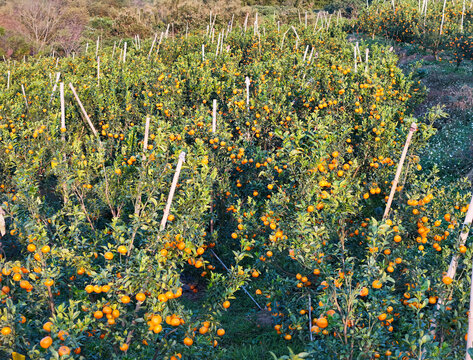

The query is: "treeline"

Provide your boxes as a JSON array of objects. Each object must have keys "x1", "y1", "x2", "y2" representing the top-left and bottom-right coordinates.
[{"x1": 0, "y1": 0, "x2": 365, "y2": 59}]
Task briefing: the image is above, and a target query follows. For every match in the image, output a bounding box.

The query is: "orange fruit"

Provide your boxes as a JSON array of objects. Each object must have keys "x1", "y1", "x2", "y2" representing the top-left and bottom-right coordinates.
[
  {"x1": 40, "y1": 336, "x2": 53, "y2": 349},
  {"x1": 43, "y1": 322, "x2": 53, "y2": 332},
  {"x1": 223, "y1": 300, "x2": 230, "y2": 309},
  {"x1": 183, "y1": 337, "x2": 193, "y2": 346},
  {"x1": 121, "y1": 295, "x2": 131, "y2": 304},
  {"x1": 104, "y1": 252, "x2": 113, "y2": 260},
  {"x1": 316, "y1": 317, "x2": 328, "y2": 329},
  {"x1": 217, "y1": 328, "x2": 225, "y2": 336},
  {"x1": 120, "y1": 343, "x2": 129, "y2": 351},
  {"x1": 442, "y1": 276, "x2": 453, "y2": 285},
  {"x1": 136, "y1": 292, "x2": 146, "y2": 302},
  {"x1": 58, "y1": 346, "x2": 70, "y2": 356},
  {"x1": 117, "y1": 246, "x2": 127, "y2": 255},
  {"x1": 1, "y1": 326, "x2": 11, "y2": 335}
]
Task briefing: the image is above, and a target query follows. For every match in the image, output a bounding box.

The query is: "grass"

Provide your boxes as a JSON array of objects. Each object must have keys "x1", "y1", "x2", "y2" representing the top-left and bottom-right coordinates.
[{"x1": 180, "y1": 285, "x2": 305, "y2": 360}]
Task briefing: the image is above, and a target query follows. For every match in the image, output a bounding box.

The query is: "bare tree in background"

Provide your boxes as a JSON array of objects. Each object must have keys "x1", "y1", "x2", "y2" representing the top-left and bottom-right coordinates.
[
  {"x1": 14, "y1": 0, "x2": 63, "y2": 52},
  {"x1": 11, "y1": 0, "x2": 87, "y2": 54}
]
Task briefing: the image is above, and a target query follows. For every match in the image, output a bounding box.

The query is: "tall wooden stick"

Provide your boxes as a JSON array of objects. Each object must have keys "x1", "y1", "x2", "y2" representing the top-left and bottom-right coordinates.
[
  {"x1": 308, "y1": 294, "x2": 313, "y2": 341},
  {"x1": 143, "y1": 116, "x2": 150, "y2": 155},
  {"x1": 212, "y1": 99, "x2": 217, "y2": 133},
  {"x1": 245, "y1": 77, "x2": 250, "y2": 108},
  {"x1": 148, "y1": 33, "x2": 158, "y2": 59},
  {"x1": 123, "y1": 42, "x2": 127, "y2": 63},
  {"x1": 0, "y1": 206, "x2": 5, "y2": 237},
  {"x1": 69, "y1": 83, "x2": 98, "y2": 137},
  {"x1": 6, "y1": 70, "x2": 10, "y2": 89},
  {"x1": 440, "y1": 0, "x2": 447, "y2": 35},
  {"x1": 97, "y1": 56, "x2": 100, "y2": 86},
  {"x1": 21, "y1": 84, "x2": 28, "y2": 109},
  {"x1": 160, "y1": 152, "x2": 186, "y2": 231},
  {"x1": 383, "y1": 123, "x2": 417, "y2": 219},
  {"x1": 49, "y1": 72, "x2": 61, "y2": 104}
]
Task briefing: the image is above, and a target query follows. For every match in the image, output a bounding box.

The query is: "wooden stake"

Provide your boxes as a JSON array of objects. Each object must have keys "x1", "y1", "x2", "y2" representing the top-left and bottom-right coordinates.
[
  {"x1": 212, "y1": 99, "x2": 217, "y2": 133},
  {"x1": 123, "y1": 42, "x2": 127, "y2": 63},
  {"x1": 60, "y1": 82, "x2": 65, "y2": 139},
  {"x1": 21, "y1": 84, "x2": 28, "y2": 109},
  {"x1": 69, "y1": 83, "x2": 98, "y2": 137},
  {"x1": 202, "y1": 44, "x2": 205, "y2": 61},
  {"x1": 160, "y1": 152, "x2": 186, "y2": 231},
  {"x1": 245, "y1": 76, "x2": 250, "y2": 108},
  {"x1": 95, "y1": 36, "x2": 99, "y2": 58},
  {"x1": 85, "y1": 42, "x2": 89, "y2": 54},
  {"x1": 97, "y1": 56, "x2": 100, "y2": 86},
  {"x1": 383, "y1": 123, "x2": 417, "y2": 219},
  {"x1": 49, "y1": 72, "x2": 61, "y2": 104},
  {"x1": 148, "y1": 33, "x2": 158, "y2": 59},
  {"x1": 143, "y1": 116, "x2": 150, "y2": 154},
  {"x1": 308, "y1": 295, "x2": 313, "y2": 341},
  {"x1": 7, "y1": 70, "x2": 10, "y2": 89},
  {"x1": 440, "y1": 0, "x2": 447, "y2": 35},
  {"x1": 0, "y1": 206, "x2": 5, "y2": 237}
]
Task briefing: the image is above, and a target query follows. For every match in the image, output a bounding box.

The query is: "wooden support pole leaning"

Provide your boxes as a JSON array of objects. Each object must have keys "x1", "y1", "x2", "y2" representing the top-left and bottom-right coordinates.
[
  {"x1": 160, "y1": 152, "x2": 186, "y2": 231},
  {"x1": 49, "y1": 72, "x2": 61, "y2": 104},
  {"x1": 21, "y1": 84, "x2": 28, "y2": 109},
  {"x1": 212, "y1": 99, "x2": 217, "y2": 133},
  {"x1": 148, "y1": 33, "x2": 158, "y2": 59},
  {"x1": 69, "y1": 83, "x2": 98, "y2": 137},
  {"x1": 383, "y1": 123, "x2": 417, "y2": 219}
]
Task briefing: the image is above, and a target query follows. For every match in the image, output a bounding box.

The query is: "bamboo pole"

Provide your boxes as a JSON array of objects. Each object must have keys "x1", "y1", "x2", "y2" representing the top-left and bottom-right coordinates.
[
  {"x1": 160, "y1": 152, "x2": 186, "y2": 231},
  {"x1": 69, "y1": 83, "x2": 98, "y2": 137},
  {"x1": 383, "y1": 123, "x2": 417, "y2": 219},
  {"x1": 148, "y1": 33, "x2": 157, "y2": 60},
  {"x1": 21, "y1": 84, "x2": 28, "y2": 109},
  {"x1": 245, "y1": 76, "x2": 250, "y2": 108},
  {"x1": 212, "y1": 99, "x2": 217, "y2": 133},
  {"x1": 440, "y1": 0, "x2": 447, "y2": 35},
  {"x1": 461, "y1": 0, "x2": 466, "y2": 33},
  {"x1": 0, "y1": 206, "x2": 5, "y2": 237},
  {"x1": 6, "y1": 70, "x2": 10, "y2": 90},
  {"x1": 97, "y1": 57, "x2": 100, "y2": 86},
  {"x1": 202, "y1": 44, "x2": 205, "y2": 61},
  {"x1": 60, "y1": 82, "x2": 65, "y2": 135},
  {"x1": 143, "y1": 116, "x2": 150, "y2": 154},
  {"x1": 95, "y1": 36, "x2": 99, "y2": 58},
  {"x1": 309, "y1": 294, "x2": 313, "y2": 341},
  {"x1": 49, "y1": 72, "x2": 61, "y2": 104},
  {"x1": 123, "y1": 42, "x2": 127, "y2": 63}
]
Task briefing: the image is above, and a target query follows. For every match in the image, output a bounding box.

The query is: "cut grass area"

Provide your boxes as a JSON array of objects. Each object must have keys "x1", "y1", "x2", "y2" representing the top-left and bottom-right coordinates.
[{"x1": 181, "y1": 287, "x2": 304, "y2": 360}]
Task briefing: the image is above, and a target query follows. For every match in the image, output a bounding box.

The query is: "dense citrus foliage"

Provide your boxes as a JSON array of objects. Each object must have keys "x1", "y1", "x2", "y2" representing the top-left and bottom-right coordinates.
[{"x1": 0, "y1": 9, "x2": 471, "y2": 360}]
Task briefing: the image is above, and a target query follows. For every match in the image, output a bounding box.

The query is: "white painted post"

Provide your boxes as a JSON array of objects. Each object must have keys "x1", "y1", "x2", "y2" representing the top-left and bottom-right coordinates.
[
  {"x1": 97, "y1": 56, "x2": 100, "y2": 86},
  {"x1": 202, "y1": 44, "x2": 205, "y2": 61},
  {"x1": 95, "y1": 36, "x2": 99, "y2": 58},
  {"x1": 7, "y1": 70, "x2": 10, "y2": 90},
  {"x1": 148, "y1": 33, "x2": 158, "y2": 59},
  {"x1": 21, "y1": 84, "x2": 28, "y2": 109},
  {"x1": 60, "y1": 82, "x2": 65, "y2": 137},
  {"x1": 143, "y1": 116, "x2": 150, "y2": 157},
  {"x1": 212, "y1": 99, "x2": 217, "y2": 133},
  {"x1": 245, "y1": 76, "x2": 250, "y2": 108},
  {"x1": 160, "y1": 152, "x2": 186, "y2": 231},
  {"x1": 49, "y1": 72, "x2": 61, "y2": 104},
  {"x1": 123, "y1": 42, "x2": 127, "y2": 63}
]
